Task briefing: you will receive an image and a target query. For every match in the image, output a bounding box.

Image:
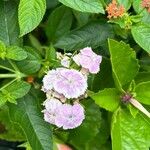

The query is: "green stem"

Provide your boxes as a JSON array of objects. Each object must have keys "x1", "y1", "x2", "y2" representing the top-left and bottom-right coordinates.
[
  {"x1": 0, "y1": 74, "x2": 17, "y2": 78},
  {"x1": 0, "y1": 65, "x2": 15, "y2": 72}
]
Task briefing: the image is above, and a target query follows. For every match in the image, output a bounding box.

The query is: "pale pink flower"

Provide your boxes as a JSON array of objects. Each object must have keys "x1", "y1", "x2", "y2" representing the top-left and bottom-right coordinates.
[
  {"x1": 54, "y1": 69, "x2": 87, "y2": 99},
  {"x1": 42, "y1": 98, "x2": 62, "y2": 125},
  {"x1": 73, "y1": 47, "x2": 102, "y2": 74},
  {"x1": 55, "y1": 104, "x2": 85, "y2": 129}
]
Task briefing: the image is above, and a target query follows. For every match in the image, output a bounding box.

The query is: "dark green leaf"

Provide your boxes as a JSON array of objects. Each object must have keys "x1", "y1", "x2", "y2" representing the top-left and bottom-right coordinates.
[
  {"x1": 55, "y1": 22, "x2": 114, "y2": 51},
  {"x1": 69, "y1": 99, "x2": 101, "y2": 149},
  {"x1": 46, "y1": 6, "x2": 72, "y2": 42},
  {"x1": 135, "y1": 72, "x2": 150, "y2": 84},
  {"x1": 0, "y1": 0, "x2": 21, "y2": 45},
  {"x1": 9, "y1": 93, "x2": 53, "y2": 150},
  {"x1": 16, "y1": 47, "x2": 41, "y2": 74}
]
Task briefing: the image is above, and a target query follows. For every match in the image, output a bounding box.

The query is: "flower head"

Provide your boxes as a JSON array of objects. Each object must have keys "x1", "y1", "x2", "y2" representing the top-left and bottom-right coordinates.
[
  {"x1": 73, "y1": 47, "x2": 102, "y2": 74},
  {"x1": 141, "y1": 0, "x2": 150, "y2": 13},
  {"x1": 106, "y1": 0, "x2": 125, "y2": 19},
  {"x1": 55, "y1": 104, "x2": 85, "y2": 129},
  {"x1": 42, "y1": 98, "x2": 62, "y2": 125},
  {"x1": 54, "y1": 68, "x2": 87, "y2": 99}
]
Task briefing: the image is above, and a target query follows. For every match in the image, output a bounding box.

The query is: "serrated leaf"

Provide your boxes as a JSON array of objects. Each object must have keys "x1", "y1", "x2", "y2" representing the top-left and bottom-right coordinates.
[
  {"x1": 46, "y1": 6, "x2": 72, "y2": 42},
  {"x1": 111, "y1": 108, "x2": 150, "y2": 150},
  {"x1": 135, "y1": 81, "x2": 150, "y2": 105},
  {"x1": 132, "y1": 24, "x2": 150, "y2": 54},
  {"x1": 59, "y1": 0, "x2": 104, "y2": 14},
  {"x1": 55, "y1": 22, "x2": 114, "y2": 51},
  {"x1": 19, "y1": 0, "x2": 46, "y2": 36},
  {"x1": 6, "y1": 46, "x2": 27, "y2": 61},
  {"x1": 16, "y1": 46, "x2": 41, "y2": 74},
  {"x1": 90, "y1": 88, "x2": 120, "y2": 112},
  {"x1": 108, "y1": 39, "x2": 139, "y2": 89},
  {"x1": 9, "y1": 93, "x2": 53, "y2": 150},
  {"x1": 69, "y1": 99, "x2": 101, "y2": 150},
  {"x1": 0, "y1": 0, "x2": 21, "y2": 45},
  {"x1": 1, "y1": 80, "x2": 31, "y2": 104}
]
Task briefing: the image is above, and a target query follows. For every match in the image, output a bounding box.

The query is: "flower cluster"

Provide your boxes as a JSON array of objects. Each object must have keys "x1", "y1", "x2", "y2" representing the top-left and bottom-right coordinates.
[
  {"x1": 106, "y1": 0, "x2": 125, "y2": 19},
  {"x1": 141, "y1": 0, "x2": 150, "y2": 13},
  {"x1": 42, "y1": 47, "x2": 102, "y2": 129}
]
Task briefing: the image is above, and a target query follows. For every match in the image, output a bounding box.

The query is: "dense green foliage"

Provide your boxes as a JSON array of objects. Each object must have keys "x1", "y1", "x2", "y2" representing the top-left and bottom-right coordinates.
[{"x1": 0, "y1": 0, "x2": 150, "y2": 150}]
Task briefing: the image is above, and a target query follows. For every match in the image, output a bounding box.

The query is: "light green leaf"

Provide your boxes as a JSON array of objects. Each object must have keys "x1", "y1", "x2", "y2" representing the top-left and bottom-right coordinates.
[
  {"x1": 111, "y1": 108, "x2": 150, "y2": 150},
  {"x1": 132, "y1": 24, "x2": 150, "y2": 54},
  {"x1": 55, "y1": 22, "x2": 114, "y2": 51},
  {"x1": 9, "y1": 93, "x2": 53, "y2": 150},
  {"x1": 0, "y1": 40, "x2": 6, "y2": 59},
  {"x1": 16, "y1": 46, "x2": 41, "y2": 74},
  {"x1": 19, "y1": 0, "x2": 46, "y2": 36},
  {"x1": 59, "y1": 0, "x2": 104, "y2": 14},
  {"x1": 6, "y1": 46, "x2": 27, "y2": 61},
  {"x1": 135, "y1": 81, "x2": 150, "y2": 105},
  {"x1": 90, "y1": 88, "x2": 120, "y2": 112},
  {"x1": 1, "y1": 80, "x2": 31, "y2": 103},
  {"x1": 118, "y1": 0, "x2": 131, "y2": 10},
  {"x1": 108, "y1": 39, "x2": 139, "y2": 89},
  {"x1": 69, "y1": 99, "x2": 101, "y2": 149},
  {"x1": 135, "y1": 72, "x2": 150, "y2": 84},
  {"x1": 0, "y1": 0, "x2": 21, "y2": 45},
  {"x1": 46, "y1": 6, "x2": 72, "y2": 42}
]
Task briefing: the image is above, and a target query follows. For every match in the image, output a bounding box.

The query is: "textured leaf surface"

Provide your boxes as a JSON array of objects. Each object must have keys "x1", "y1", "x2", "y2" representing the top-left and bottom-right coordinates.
[
  {"x1": 90, "y1": 88, "x2": 120, "y2": 112},
  {"x1": 111, "y1": 108, "x2": 150, "y2": 150},
  {"x1": 9, "y1": 93, "x2": 53, "y2": 150},
  {"x1": 16, "y1": 47, "x2": 41, "y2": 74},
  {"x1": 46, "y1": 6, "x2": 72, "y2": 42},
  {"x1": 55, "y1": 22, "x2": 114, "y2": 51},
  {"x1": 19, "y1": 0, "x2": 46, "y2": 36},
  {"x1": 0, "y1": 0, "x2": 20, "y2": 45},
  {"x1": 108, "y1": 39, "x2": 139, "y2": 88},
  {"x1": 7, "y1": 46, "x2": 27, "y2": 61},
  {"x1": 0, "y1": 80, "x2": 31, "y2": 104},
  {"x1": 132, "y1": 24, "x2": 150, "y2": 53},
  {"x1": 59, "y1": 0, "x2": 104, "y2": 14},
  {"x1": 135, "y1": 81, "x2": 150, "y2": 105}
]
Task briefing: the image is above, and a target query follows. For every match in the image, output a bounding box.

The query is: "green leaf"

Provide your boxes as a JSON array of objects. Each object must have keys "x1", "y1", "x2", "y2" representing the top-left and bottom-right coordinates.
[
  {"x1": 59, "y1": 0, "x2": 104, "y2": 14},
  {"x1": 0, "y1": 105, "x2": 25, "y2": 141},
  {"x1": 132, "y1": 24, "x2": 150, "y2": 54},
  {"x1": 68, "y1": 99, "x2": 101, "y2": 149},
  {"x1": 16, "y1": 46, "x2": 41, "y2": 74},
  {"x1": 0, "y1": 0, "x2": 21, "y2": 45},
  {"x1": 0, "y1": 40, "x2": 6, "y2": 59},
  {"x1": 6, "y1": 46, "x2": 27, "y2": 61},
  {"x1": 19, "y1": 0, "x2": 46, "y2": 36},
  {"x1": 1, "y1": 80, "x2": 31, "y2": 104},
  {"x1": 133, "y1": 0, "x2": 150, "y2": 24},
  {"x1": 55, "y1": 22, "x2": 114, "y2": 51},
  {"x1": 118, "y1": 0, "x2": 131, "y2": 10},
  {"x1": 111, "y1": 108, "x2": 150, "y2": 150},
  {"x1": 90, "y1": 88, "x2": 120, "y2": 112},
  {"x1": 135, "y1": 72, "x2": 150, "y2": 84},
  {"x1": 108, "y1": 39, "x2": 139, "y2": 89},
  {"x1": 9, "y1": 93, "x2": 53, "y2": 150},
  {"x1": 46, "y1": 6, "x2": 72, "y2": 42},
  {"x1": 135, "y1": 81, "x2": 150, "y2": 105}
]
